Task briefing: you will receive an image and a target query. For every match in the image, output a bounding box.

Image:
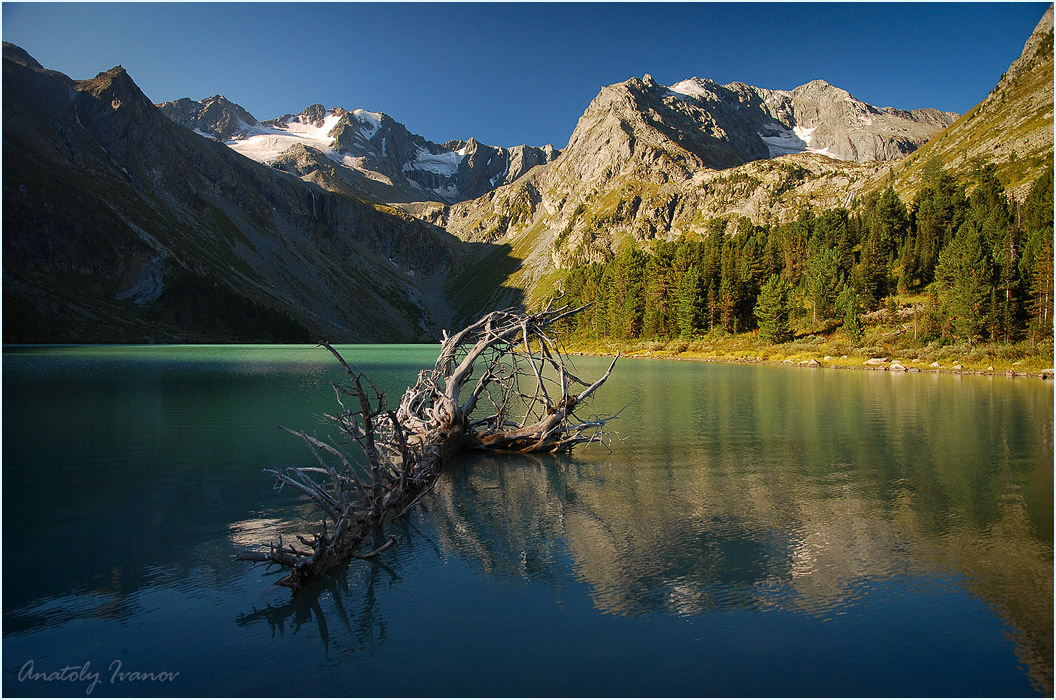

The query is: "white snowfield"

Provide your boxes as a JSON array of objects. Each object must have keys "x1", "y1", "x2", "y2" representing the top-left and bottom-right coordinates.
[
  {"x1": 214, "y1": 105, "x2": 467, "y2": 197},
  {"x1": 226, "y1": 111, "x2": 344, "y2": 163},
  {"x1": 404, "y1": 145, "x2": 468, "y2": 176},
  {"x1": 667, "y1": 78, "x2": 719, "y2": 102},
  {"x1": 222, "y1": 109, "x2": 383, "y2": 161},
  {"x1": 759, "y1": 122, "x2": 840, "y2": 159},
  {"x1": 352, "y1": 109, "x2": 382, "y2": 140}
]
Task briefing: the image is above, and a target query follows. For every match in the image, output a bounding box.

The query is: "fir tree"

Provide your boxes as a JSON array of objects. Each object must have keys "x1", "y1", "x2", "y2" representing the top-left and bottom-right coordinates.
[
  {"x1": 838, "y1": 286, "x2": 864, "y2": 344},
  {"x1": 934, "y1": 221, "x2": 995, "y2": 345},
  {"x1": 755, "y1": 275, "x2": 793, "y2": 343},
  {"x1": 676, "y1": 265, "x2": 704, "y2": 337},
  {"x1": 804, "y1": 246, "x2": 842, "y2": 324}
]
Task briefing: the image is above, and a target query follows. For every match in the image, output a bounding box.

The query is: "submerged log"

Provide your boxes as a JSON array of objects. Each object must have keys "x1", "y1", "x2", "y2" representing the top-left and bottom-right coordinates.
[{"x1": 237, "y1": 303, "x2": 619, "y2": 593}]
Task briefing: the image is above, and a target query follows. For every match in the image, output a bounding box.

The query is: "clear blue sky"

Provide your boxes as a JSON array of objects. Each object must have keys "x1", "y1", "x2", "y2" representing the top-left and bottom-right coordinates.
[{"x1": 3, "y1": 2, "x2": 1049, "y2": 148}]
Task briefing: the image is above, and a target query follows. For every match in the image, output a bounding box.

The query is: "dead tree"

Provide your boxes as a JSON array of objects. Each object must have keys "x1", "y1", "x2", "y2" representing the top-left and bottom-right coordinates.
[{"x1": 237, "y1": 302, "x2": 619, "y2": 593}]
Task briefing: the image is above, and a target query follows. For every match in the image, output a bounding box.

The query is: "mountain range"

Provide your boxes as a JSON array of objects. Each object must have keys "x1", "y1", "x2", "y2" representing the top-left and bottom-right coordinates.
[
  {"x1": 3, "y1": 43, "x2": 458, "y2": 342},
  {"x1": 157, "y1": 97, "x2": 560, "y2": 205},
  {"x1": 3, "y1": 5, "x2": 1052, "y2": 343}
]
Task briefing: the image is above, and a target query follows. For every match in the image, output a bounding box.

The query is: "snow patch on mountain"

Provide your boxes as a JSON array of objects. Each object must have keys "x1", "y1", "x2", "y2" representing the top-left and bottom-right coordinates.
[
  {"x1": 329, "y1": 152, "x2": 366, "y2": 168},
  {"x1": 759, "y1": 124, "x2": 808, "y2": 157},
  {"x1": 667, "y1": 78, "x2": 718, "y2": 102},
  {"x1": 225, "y1": 111, "x2": 343, "y2": 163},
  {"x1": 490, "y1": 162, "x2": 510, "y2": 187},
  {"x1": 404, "y1": 146, "x2": 467, "y2": 176},
  {"x1": 759, "y1": 123, "x2": 841, "y2": 160},
  {"x1": 352, "y1": 109, "x2": 382, "y2": 139}
]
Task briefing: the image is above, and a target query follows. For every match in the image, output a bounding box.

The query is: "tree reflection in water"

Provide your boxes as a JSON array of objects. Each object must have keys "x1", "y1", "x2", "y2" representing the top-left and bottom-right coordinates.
[
  {"x1": 235, "y1": 447, "x2": 1052, "y2": 694},
  {"x1": 236, "y1": 529, "x2": 405, "y2": 653}
]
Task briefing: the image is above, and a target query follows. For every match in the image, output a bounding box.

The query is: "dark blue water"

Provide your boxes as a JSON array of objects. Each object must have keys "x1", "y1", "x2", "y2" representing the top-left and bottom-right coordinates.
[{"x1": 3, "y1": 345, "x2": 1052, "y2": 696}]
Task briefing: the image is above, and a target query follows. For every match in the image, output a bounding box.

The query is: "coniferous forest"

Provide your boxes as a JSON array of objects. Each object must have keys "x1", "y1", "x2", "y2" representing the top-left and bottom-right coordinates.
[{"x1": 555, "y1": 165, "x2": 1055, "y2": 357}]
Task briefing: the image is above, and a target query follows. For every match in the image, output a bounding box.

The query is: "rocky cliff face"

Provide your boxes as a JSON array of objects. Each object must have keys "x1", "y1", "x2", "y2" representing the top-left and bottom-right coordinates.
[
  {"x1": 3, "y1": 43, "x2": 461, "y2": 342},
  {"x1": 157, "y1": 94, "x2": 259, "y2": 141},
  {"x1": 542, "y1": 73, "x2": 956, "y2": 189},
  {"x1": 158, "y1": 96, "x2": 560, "y2": 205},
  {"x1": 751, "y1": 78, "x2": 958, "y2": 162},
  {"x1": 430, "y1": 72, "x2": 958, "y2": 316}
]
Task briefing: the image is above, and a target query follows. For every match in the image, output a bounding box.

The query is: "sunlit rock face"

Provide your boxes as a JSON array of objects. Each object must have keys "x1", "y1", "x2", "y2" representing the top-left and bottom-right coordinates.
[
  {"x1": 432, "y1": 72, "x2": 955, "y2": 310},
  {"x1": 158, "y1": 97, "x2": 560, "y2": 205}
]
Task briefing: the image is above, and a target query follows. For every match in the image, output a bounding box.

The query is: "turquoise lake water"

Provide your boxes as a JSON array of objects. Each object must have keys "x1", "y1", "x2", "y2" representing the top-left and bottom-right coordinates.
[{"x1": 3, "y1": 345, "x2": 1053, "y2": 696}]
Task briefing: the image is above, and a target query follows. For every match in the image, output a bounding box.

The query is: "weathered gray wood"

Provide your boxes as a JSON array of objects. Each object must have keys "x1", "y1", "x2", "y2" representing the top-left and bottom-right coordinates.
[{"x1": 237, "y1": 304, "x2": 618, "y2": 593}]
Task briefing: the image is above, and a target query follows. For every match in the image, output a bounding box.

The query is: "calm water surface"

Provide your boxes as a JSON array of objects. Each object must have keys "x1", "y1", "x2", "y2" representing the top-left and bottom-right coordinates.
[{"x1": 3, "y1": 345, "x2": 1053, "y2": 696}]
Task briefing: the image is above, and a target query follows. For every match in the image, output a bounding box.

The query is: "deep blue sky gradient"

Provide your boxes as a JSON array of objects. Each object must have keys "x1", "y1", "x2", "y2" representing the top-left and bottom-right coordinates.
[{"x1": 3, "y1": 2, "x2": 1049, "y2": 148}]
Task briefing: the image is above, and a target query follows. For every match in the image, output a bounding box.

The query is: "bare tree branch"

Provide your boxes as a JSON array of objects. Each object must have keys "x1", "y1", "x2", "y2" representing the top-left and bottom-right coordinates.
[{"x1": 237, "y1": 304, "x2": 619, "y2": 593}]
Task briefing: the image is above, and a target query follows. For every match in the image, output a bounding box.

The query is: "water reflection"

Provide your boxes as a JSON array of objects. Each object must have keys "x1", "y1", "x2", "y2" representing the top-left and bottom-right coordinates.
[
  {"x1": 236, "y1": 438, "x2": 1051, "y2": 694},
  {"x1": 425, "y1": 444, "x2": 1052, "y2": 694},
  {"x1": 237, "y1": 558, "x2": 398, "y2": 655},
  {"x1": 6, "y1": 348, "x2": 1051, "y2": 696}
]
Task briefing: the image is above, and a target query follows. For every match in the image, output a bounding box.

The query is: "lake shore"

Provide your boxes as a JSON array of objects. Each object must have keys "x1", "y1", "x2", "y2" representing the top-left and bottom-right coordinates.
[{"x1": 563, "y1": 340, "x2": 1056, "y2": 380}]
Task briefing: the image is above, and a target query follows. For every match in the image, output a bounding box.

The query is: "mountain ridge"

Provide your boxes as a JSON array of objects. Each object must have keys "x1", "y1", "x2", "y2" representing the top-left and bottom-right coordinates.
[
  {"x1": 429, "y1": 8, "x2": 1050, "y2": 317},
  {"x1": 431, "y1": 72, "x2": 960, "y2": 313},
  {"x1": 157, "y1": 96, "x2": 560, "y2": 205},
  {"x1": 3, "y1": 4, "x2": 1052, "y2": 342},
  {"x1": 3, "y1": 43, "x2": 463, "y2": 343},
  {"x1": 885, "y1": 3, "x2": 1053, "y2": 200}
]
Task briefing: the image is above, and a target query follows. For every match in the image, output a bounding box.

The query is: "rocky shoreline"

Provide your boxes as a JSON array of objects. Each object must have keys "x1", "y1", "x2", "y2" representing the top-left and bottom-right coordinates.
[{"x1": 567, "y1": 349, "x2": 1055, "y2": 380}]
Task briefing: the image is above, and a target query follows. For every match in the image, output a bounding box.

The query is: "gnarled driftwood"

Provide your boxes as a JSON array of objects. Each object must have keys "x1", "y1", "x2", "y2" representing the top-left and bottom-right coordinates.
[{"x1": 237, "y1": 303, "x2": 619, "y2": 592}]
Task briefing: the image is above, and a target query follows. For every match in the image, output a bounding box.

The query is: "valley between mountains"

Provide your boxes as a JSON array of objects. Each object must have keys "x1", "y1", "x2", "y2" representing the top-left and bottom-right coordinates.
[{"x1": 3, "y1": 5, "x2": 1052, "y2": 359}]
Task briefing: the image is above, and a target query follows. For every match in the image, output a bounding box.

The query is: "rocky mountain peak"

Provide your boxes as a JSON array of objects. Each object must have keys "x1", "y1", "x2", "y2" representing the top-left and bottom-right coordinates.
[
  {"x1": 790, "y1": 79, "x2": 852, "y2": 104},
  {"x1": 556, "y1": 72, "x2": 956, "y2": 190},
  {"x1": 76, "y1": 65, "x2": 157, "y2": 118},
  {"x1": 797, "y1": 78, "x2": 835, "y2": 91},
  {"x1": 1004, "y1": 3, "x2": 1053, "y2": 83},
  {"x1": 298, "y1": 103, "x2": 330, "y2": 126},
  {"x1": 157, "y1": 92, "x2": 559, "y2": 205},
  {"x1": 157, "y1": 93, "x2": 259, "y2": 141},
  {"x1": 2, "y1": 42, "x2": 43, "y2": 70}
]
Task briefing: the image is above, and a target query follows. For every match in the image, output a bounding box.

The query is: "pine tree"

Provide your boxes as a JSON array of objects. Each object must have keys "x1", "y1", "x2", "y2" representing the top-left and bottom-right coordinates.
[
  {"x1": 755, "y1": 275, "x2": 793, "y2": 343},
  {"x1": 934, "y1": 221, "x2": 995, "y2": 345},
  {"x1": 910, "y1": 171, "x2": 968, "y2": 284},
  {"x1": 719, "y1": 245, "x2": 743, "y2": 333},
  {"x1": 1021, "y1": 169, "x2": 1055, "y2": 346},
  {"x1": 707, "y1": 279, "x2": 718, "y2": 332},
  {"x1": 871, "y1": 185, "x2": 910, "y2": 263},
  {"x1": 804, "y1": 246, "x2": 842, "y2": 324},
  {"x1": 1026, "y1": 233, "x2": 1054, "y2": 345},
  {"x1": 676, "y1": 265, "x2": 704, "y2": 337},
  {"x1": 643, "y1": 244, "x2": 676, "y2": 338},
  {"x1": 836, "y1": 282, "x2": 861, "y2": 342}
]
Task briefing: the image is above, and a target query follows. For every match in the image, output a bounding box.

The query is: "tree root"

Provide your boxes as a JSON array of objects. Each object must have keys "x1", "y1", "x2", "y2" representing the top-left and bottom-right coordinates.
[{"x1": 237, "y1": 302, "x2": 619, "y2": 593}]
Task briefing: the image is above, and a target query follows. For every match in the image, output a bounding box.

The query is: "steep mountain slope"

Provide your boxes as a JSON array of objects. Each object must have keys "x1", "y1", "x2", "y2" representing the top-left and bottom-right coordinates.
[
  {"x1": 158, "y1": 96, "x2": 559, "y2": 205},
  {"x1": 6, "y1": 6, "x2": 1049, "y2": 342},
  {"x1": 885, "y1": 4, "x2": 1053, "y2": 200},
  {"x1": 433, "y1": 75, "x2": 957, "y2": 317},
  {"x1": 3, "y1": 43, "x2": 459, "y2": 343}
]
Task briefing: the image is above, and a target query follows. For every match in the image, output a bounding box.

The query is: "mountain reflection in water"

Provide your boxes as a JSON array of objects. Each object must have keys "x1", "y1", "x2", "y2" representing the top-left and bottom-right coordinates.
[
  {"x1": 235, "y1": 432, "x2": 1052, "y2": 695},
  {"x1": 5, "y1": 347, "x2": 1050, "y2": 696}
]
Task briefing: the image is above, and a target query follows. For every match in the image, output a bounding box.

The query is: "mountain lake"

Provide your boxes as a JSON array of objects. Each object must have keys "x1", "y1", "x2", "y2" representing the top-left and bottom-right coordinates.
[{"x1": 2, "y1": 344, "x2": 1053, "y2": 697}]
